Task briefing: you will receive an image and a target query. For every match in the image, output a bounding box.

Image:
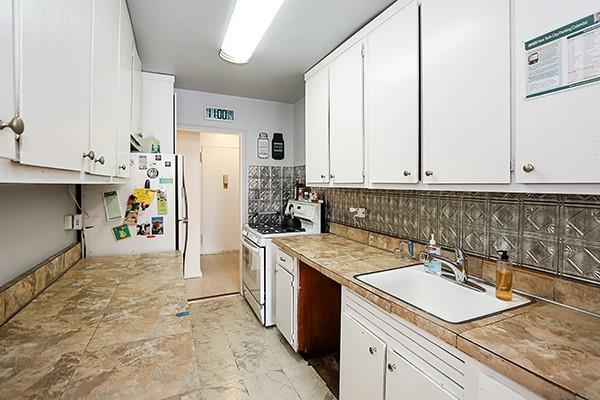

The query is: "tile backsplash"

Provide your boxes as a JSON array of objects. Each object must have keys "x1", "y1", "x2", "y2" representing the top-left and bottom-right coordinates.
[
  {"x1": 247, "y1": 165, "x2": 306, "y2": 225},
  {"x1": 315, "y1": 188, "x2": 600, "y2": 285}
]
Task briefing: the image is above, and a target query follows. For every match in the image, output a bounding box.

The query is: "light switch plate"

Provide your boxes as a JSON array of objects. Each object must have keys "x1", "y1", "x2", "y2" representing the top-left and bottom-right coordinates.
[{"x1": 72, "y1": 214, "x2": 83, "y2": 230}]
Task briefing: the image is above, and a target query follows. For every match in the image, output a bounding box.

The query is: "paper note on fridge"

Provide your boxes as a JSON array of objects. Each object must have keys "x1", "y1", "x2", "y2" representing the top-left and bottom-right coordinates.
[
  {"x1": 132, "y1": 188, "x2": 156, "y2": 204},
  {"x1": 157, "y1": 190, "x2": 168, "y2": 215}
]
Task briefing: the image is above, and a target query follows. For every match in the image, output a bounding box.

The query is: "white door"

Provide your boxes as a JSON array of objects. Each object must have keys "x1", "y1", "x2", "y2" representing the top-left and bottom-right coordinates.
[
  {"x1": 132, "y1": 49, "x2": 142, "y2": 136},
  {"x1": 339, "y1": 313, "x2": 386, "y2": 400},
  {"x1": 386, "y1": 349, "x2": 457, "y2": 400},
  {"x1": 367, "y1": 1, "x2": 419, "y2": 184},
  {"x1": 89, "y1": 0, "x2": 120, "y2": 176},
  {"x1": 515, "y1": 0, "x2": 600, "y2": 183},
  {"x1": 116, "y1": 0, "x2": 133, "y2": 178},
  {"x1": 421, "y1": 0, "x2": 510, "y2": 184},
  {"x1": 305, "y1": 67, "x2": 330, "y2": 184},
  {"x1": 201, "y1": 146, "x2": 240, "y2": 254},
  {"x1": 330, "y1": 41, "x2": 365, "y2": 184},
  {"x1": 275, "y1": 264, "x2": 294, "y2": 346},
  {"x1": 19, "y1": 0, "x2": 93, "y2": 172},
  {"x1": 0, "y1": 0, "x2": 16, "y2": 160}
]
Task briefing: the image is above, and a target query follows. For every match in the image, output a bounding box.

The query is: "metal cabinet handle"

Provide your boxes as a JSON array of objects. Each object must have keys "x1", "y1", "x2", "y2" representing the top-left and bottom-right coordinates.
[
  {"x1": 119, "y1": 164, "x2": 127, "y2": 170},
  {"x1": 403, "y1": 170, "x2": 411, "y2": 176},
  {"x1": 82, "y1": 150, "x2": 95, "y2": 160},
  {"x1": 387, "y1": 363, "x2": 397, "y2": 372},
  {"x1": 368, "y1": 346, "x2": 377, "y2": 355},
  {"x1": 280, "y1": 257, "x2": 286, "y2": 262},
  {"x1": 425, "y1": 170, "x2": 434, "y2": 177},
  {"x1": 0, "y1": 115, "x2": 24, "y2": 136},
  {"x1": 94, "y1": 156, "x2": 105, "y2": 165},
  {"x1": 522, "y1": 163, "x2": 535, "y2": 173}
]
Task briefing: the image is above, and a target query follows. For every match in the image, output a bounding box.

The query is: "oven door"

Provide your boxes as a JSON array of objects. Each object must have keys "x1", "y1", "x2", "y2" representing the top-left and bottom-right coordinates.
[{"x1": 241, "y1": 236, "x2": 265, "y2": 307}]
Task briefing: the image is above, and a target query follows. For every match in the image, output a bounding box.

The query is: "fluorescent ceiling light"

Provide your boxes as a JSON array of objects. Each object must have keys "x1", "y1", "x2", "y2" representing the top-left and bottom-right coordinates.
[{"x1": 219, "y1": 0, "x2": 286, "y2": 64}]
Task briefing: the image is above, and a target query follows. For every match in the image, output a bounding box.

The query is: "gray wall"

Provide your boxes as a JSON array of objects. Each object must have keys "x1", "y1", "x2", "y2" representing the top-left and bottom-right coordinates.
[
  {"x1": 293, "y1": 97, "x2": 305, "y2": 165},
  {"x1": 0, "y1": 184, "x2": 78, "y2": 286}
]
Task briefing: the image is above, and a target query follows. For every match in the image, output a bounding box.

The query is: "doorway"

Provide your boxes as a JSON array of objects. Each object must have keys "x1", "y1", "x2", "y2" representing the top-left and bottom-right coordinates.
[{"x1": 177, "y1": 130, "x2": 241, "y2": 300}]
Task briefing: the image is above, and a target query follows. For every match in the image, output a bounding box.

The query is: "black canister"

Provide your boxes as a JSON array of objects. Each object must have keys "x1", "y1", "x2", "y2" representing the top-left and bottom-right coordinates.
[{"x1": 272, "y1": 133, "x2": 284, "y2": 160}]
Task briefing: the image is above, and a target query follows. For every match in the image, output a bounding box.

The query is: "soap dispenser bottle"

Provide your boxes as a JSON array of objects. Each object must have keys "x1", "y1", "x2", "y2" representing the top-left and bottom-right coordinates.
[
  {"x1": 425, "y1": 234, "x2": 442, "y2": 275},
  {"x1": 495, "y1": 250, "x2": 513, "y2": 301}
]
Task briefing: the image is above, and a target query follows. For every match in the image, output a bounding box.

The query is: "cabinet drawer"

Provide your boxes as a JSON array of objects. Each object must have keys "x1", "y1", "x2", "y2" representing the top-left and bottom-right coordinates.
[{"x1": 276, "y1": 247, "x2": 295, "y2": 273}]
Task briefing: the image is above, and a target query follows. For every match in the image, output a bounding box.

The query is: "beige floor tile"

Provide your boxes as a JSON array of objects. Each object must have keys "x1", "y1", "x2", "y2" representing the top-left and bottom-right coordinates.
[
  {"x1": 195, "y1": 357, "x2": 244, "y2": 388},
  {"x1": 62, "y1": 333, "x2": 200, "y2": 400},
  {"x1": 284, "y1": 364, "x2": 335, "y2": 400},
  {"x1": 185, "y1": 252, "x2": 240, "y2": 300},
  {"x1": 160, "y1": 390, "x2": 205, "y2": 400},
  {"x1": 243, "y1": 369, "x2": 300, "y2": 400},
  {"x1": 200, "y1": 380, "x2": 250, "y2": 400}
]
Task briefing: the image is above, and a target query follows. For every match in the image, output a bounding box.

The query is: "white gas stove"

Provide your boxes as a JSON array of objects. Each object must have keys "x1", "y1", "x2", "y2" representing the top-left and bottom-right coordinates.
[{"x1": 241, "y1": 200, "x2": 323, "y2": 326}]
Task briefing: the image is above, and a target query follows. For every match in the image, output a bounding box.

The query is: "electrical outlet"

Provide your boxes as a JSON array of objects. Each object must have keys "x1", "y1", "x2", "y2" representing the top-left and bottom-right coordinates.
[
  {"x1": 64, "y1": 215, "x2": 73, "y2": 230},
  {"x1": 72, "y1": 214, "x2": 83, "y2": 230}
]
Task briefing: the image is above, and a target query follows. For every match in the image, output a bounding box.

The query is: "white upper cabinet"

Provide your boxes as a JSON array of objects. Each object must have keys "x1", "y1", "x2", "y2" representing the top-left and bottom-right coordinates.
[
  {"x1": 421, "y1": 0, "x2": 511, "y2": 184},
  {"x1": 367, "y1": 1, "x2": 419, "y2": 184},
  {"x1": 132, "y1": 48, "x2": 143, "y2": 136},
  {"x1": 116, "y1": 0, "x2": 134, "y2": 178},
  {"x1": 515, "y1": 0, "x2": 600, "y2": 183},
  {"x1": 0, "y1": 0, "x2": 17, "y2": 160},
  {"x1": 329, "y1": 41, "x2": 365, "y2": 184},
  {"x1": 89, "y1": 0, "x2": 120, "y2": 176},
  {"x1": 305, "y1": 67, "x2": 330, "y2": 184},
  {"x1": 19, "y1": 0, "x2": 93, "y2": 172}
]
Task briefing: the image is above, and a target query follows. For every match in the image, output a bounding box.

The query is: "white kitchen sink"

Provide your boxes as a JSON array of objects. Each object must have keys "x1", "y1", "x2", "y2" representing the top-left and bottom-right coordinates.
[{"x1": 355, "y1": 264, "x2": 531, "y2": 324}]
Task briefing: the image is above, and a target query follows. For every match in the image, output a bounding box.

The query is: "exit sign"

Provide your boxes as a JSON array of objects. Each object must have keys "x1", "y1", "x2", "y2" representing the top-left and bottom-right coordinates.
[{"x1": 204, "y1": 106, "x2": 235, "y2": 122}]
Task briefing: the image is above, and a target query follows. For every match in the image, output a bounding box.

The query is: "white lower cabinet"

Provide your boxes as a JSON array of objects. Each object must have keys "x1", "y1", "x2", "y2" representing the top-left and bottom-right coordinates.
[
  {"x1": 275, "y1": 264, "x2": 294, "y2": 346},
  {"x1": 339, "y1": 312, "x2": 386, "y2": 400},
  {"x1": 0, "y1": 0, "x2": 17, "y2": 160},
  {"x1": 386, "y1": 349, "x2": 456, "y2": 400},
  {"x1": 340, "y1": 288, "x2": 545, "y2": 400}
]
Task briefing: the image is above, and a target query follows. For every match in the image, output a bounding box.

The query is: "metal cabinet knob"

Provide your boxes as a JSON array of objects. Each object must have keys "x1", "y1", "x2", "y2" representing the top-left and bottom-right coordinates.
[
  {"x1": 368, "y1": 346, "x2": 377, "y2": 355},
  {"x1": 119, "y1": 164, "x2": 127, "y2": 170},
  {"x1": 320, "y1": 174, "x2": 326, "y2": 179},
  {"x1": 82, "y1": 150, "x2": 95, "y2": 160},
  {"x1": 330, "y1": 173, "x2": 335, "y2": 180},
  {"x1": 523, "y1": 163, "x2": 535, "y2": 173},
  {"x1": 0, "y1": 115, "x2": 25, "y2": 136},
  {"x1": 94, "y1": 156, "x2": 105, "y2": 165},
  {"x1": 425, "y1": 170, "x2": 434, "y2": 176},
  {"x1": 403, "y1": 170, "x2": 411, "y2": 176},
  {"x1": 387, "y1": 363, "x2": 397, "y2": 372}
]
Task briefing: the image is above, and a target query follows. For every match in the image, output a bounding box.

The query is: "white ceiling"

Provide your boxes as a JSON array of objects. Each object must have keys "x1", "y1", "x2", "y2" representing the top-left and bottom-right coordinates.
[{"x1": 127, "y1": 0, "x2": 396, "y2": 103}]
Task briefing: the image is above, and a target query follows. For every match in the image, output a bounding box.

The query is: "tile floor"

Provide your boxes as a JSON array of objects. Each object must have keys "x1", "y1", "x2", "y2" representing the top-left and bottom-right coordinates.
[
  {"x1": 187, "y1": 294, "x2": 336, "y2": 400},
  {"x1": 185, "y1": 251, "x2": 240, "y2": 300}
]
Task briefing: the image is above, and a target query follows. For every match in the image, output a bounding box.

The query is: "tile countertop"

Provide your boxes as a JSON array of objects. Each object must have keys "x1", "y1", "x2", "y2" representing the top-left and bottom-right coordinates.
[{"x1": 272, "y1": 234, "x2": 600, "y2": 400}]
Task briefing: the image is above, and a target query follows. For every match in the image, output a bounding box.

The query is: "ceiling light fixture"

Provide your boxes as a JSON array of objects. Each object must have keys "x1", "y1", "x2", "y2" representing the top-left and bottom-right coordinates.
[{"x1": 219, "y1": 0, "x2": 286, "y2": 64}]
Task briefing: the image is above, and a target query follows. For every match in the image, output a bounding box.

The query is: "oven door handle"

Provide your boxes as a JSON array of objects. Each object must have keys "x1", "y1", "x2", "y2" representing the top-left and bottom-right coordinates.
[{"x1": 242, "y1": 238, "x2": 261, "y2": 254}]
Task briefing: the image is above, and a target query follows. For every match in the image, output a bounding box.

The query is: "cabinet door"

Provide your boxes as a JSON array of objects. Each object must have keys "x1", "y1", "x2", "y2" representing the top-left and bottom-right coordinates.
[
  {"x1": 330, "y1": 41, "x2": 365, "y2": 184},
  {"x1": 515, "y1": 0, "x2": 600, "y2": 183},
  {"x1": 89, "y1": 0, "x2": 120, "y2": 176},
  {"x1": 305, "y1": 67, "x2": 330, "y2": 184},
  {"x1": 386, "y1": 349, "x2": 457, "y2": 400},
  {"x1": 19, "y1": 0, "x2": 93, "y2": 172},
  {"x1": 0, "y1": 0, "x2": 16, "y2": 160},
  {"x1": 368, "y1": 2, "x2": 419, "y2": 184},
  {"x1": 275, "y1": 264, "x2": 294, "y2": 346},
  {"x1": 116, "y1": 0, "x2": 133, "y2": 178},
  {"x1": 132, "y1": 48, "x2": 142, "y2": 135},
  {"x1": 421, "y1": 0, "x2": 510, "y2": 184},
  {"x1": 478, "y1": 372, "x2": 528, "y2": 400},
  {"x1": 339, "y1": 313, "x2": 385, "y2": 400}
]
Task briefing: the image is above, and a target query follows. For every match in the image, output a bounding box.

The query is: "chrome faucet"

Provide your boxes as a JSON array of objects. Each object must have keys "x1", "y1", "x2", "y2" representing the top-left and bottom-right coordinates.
[{"x1": 420, "y1": 247, "x2": 485, "y2": 292}]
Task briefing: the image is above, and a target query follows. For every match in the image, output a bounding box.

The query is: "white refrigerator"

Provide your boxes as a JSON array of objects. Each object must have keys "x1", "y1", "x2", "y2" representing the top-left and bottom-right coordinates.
[{"x1": 82, "y1": 153, "x2": 200, "y2": 278}]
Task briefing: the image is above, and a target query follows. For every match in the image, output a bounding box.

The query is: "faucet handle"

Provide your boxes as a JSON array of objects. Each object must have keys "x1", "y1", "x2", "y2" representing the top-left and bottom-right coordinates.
[{"x1": 454, "y1": 248, "x2": 465, "y2": 264}]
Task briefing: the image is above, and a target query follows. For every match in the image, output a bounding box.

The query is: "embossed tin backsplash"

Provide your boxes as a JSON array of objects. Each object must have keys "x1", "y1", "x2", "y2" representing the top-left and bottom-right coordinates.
[
  {"x1": 314, "y1": 188, "x2": 600, "y2": 285},
  {"x1": 247, "y1": 165, "x2": 306, "y2": 225}
]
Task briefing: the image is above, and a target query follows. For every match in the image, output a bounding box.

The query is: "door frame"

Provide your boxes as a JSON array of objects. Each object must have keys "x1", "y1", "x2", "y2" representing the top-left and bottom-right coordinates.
[{"x1": 177, "y1": 124, "x2": 245, "y2": 293}]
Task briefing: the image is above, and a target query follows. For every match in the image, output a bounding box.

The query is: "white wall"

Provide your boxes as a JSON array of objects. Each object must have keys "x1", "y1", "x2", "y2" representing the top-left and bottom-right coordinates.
[
  {"x1": 0, "y1": 184, "x2": 78, "y2": 286},
  {"x1": 293, "y1": 97, "x2": 306, "y2": 165},
  {"x1": 176, "y1": 89, "x2": 295, "y2": 221}
]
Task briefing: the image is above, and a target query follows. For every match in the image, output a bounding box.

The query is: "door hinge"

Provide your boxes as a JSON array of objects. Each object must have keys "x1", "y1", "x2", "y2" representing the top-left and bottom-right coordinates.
[
  {"x1": 362, "y1": 169, "x2": 366, "y2": 178},
  {"x1": 510, "y1": 159, "x2": 515, "y2": 173},
  {"x1": 199, "y1": 152, "x2": 203, "y2": 163},
  {"x1": 200, "y1": 233, "x2": 203, "y2": 245},
  {"x1": 361, "y1": 43, "x2": 365, "y2": 58}
]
